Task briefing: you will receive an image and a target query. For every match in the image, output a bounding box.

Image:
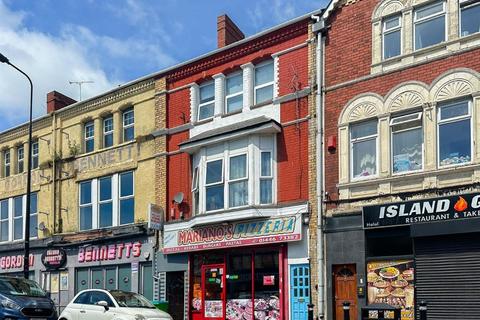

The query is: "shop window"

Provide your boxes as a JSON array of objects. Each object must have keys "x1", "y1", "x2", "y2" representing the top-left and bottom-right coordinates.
[
  {"x1": 391, "y1": 112, "x2": 423, "y2": 173},
  {"x1": 366, "y1": 227, "x2": 413, "y2": 257},
  {"x1": 84, "y1": 121, "x2": 95, "y2": 153},
  {"x1": 0, "y1": 200, "x2": 8, "y2": 242},
  {"x1": 227, "y1": 253, "x2": 252, "y2": 313},
  {"x1": 350, "y1": 120, "x2": 378, "y2": 179},
  {"x1": 383, "y1": 15, "x2": 402, "y2": 59},
  {"x1": 260, "y1": 152, "x2": 273, "y2": 204},
  {"x1": 205, "y1": 159, "x2": 224, "y2": 211},
  {"x1": 119, "y1": 172, "x2": 134, "y2": 225},
  {"x1": 99, "y1": 177, "x2": 113, "y2": 228},
  {"x1": 4, "y1": 150, "x2": 10, "y2": 177},
  {"x1": 198, "y1": 82, "x2": 215, "y2": 121},
  {"x1": 123, "y1": 108, "x2": 135, "y2": 142},
  {"x1": 414, "y1": 1, "x2": 446, "y2": 50},
  {"x1": 460, "y1": 0, "x2": 480, "y2": 37},
  {"x1": 254, "y1": 60, "x2": 274, "y2": 105},
  {"x1": 254, "y1": 250, "x2": 280, "y2": 319},
  {"x1": 103, "y1": 116, "x2": 114, "y2": 148},
  {"x1": 79, "y1": 171, "x2": 134, "y2": 231},
  {"x1": 31, "y1": 141, "x2": 39, "y2": 169},
  {"x1": 226, "y1": 72, "x2": 243, "y2": 113},
  {"x1": 438, "y1": 100, "x2": 471, "y2": 167},
  {"x1": 17, "y1": 146, "x2": 24, "y2": 173}
]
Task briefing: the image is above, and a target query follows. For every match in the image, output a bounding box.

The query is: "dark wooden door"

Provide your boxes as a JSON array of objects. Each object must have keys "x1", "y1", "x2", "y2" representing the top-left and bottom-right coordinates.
[
  {"x1": 333, "y1": 265, "x2": 358, "y2": 320},
  {"x1": 166, "y1": 271, "x2": 185, "y2": 320}
]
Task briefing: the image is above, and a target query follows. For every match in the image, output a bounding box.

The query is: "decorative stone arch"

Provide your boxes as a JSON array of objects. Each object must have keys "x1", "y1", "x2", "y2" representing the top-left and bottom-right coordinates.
[
  {"x1": 372, "y1": 0, "x2": 407, "y2": 21},
  {"x1": 339, "y1": 93, "x2": 384, "y2": 126},
  {"x1": 384, "y1": 81, "x2": 429, "y2": 113},
  {"x1": 430, "y1": 69, "x2": 480, "y2": 102}
]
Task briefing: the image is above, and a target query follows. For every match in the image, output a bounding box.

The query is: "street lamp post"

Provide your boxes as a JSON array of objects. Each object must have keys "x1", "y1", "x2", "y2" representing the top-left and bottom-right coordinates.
[{"x1": 0, "y1": 53, "x2": 33, "y2": 279}]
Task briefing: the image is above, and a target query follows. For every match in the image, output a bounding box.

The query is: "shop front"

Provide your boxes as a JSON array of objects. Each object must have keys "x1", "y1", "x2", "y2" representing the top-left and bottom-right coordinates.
[{"x1": 163, "y1": 212, "x2": 308, "y2": 320}]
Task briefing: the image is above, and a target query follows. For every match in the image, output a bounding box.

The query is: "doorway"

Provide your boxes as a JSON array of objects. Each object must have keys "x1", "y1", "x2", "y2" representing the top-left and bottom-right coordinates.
[
  {"x1": 333, "y1": 264, "x2": 358, "y2": 320},
  {"x1": 290, "y1": 264, "x2": 310, "y2": 320},
  {"x1": 201, "y1": 264, "x2": 225, "y2": 320},
  {"x1": 166, "y1": 271, "x2": 185, "y2": 320}
]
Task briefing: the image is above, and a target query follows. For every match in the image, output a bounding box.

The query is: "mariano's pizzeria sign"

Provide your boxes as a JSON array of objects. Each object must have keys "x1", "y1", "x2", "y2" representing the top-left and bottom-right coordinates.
[
  {"x1": 163, "y1": 214, "x2": 302, "y2": 254},
  {"x1": 363, "y1": 192, "x2": 480, "y2": 229}
]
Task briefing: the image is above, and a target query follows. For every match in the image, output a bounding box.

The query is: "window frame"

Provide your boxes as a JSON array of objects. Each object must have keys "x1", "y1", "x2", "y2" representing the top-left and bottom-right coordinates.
[
  {"x1": 122, "y1": 108, "x2": 135, "y2": 142},
  {"x1": 390, "y1": 111, "x2": 424, "y2": 175},
  {"x1": 84, "y1": 121, "x2": 95, "y2": 153},
  {"x1": 254, "y1": 60, "x2": 275, "y2": 105},
  {"x1": 0, "y1": 199, "x2": 9, "y2": 242},
  {"x1": 225, "y1": 71, "x2": 244, "y2": 114},
  {"x1": 437, "y1": 99, "x2": 473, "y2": 168},
  {"x1": 17, "y1": 146, "x2": 24, "y2": 174},
  {"x1": 349, "y1": 119, "x2": 379, "y2": 180},
  {"x1": 79, "y1": 180, "x2": 94, "y2": 231},
  {"x1": 31, "y1": 141, "x2": 39, "y2": 169},
  {"x1": 459, "y1": 0, "x2": 480, "y2": 37},
  {"x1": 382, "y1": 14, "x2": 402, "y2": 60},
  {"x1": 198, "y1": 81, "x2": 215, "y2": 121},
  {"x1": 98, "y1": 176, "x2": 114, "y2": 228},
  {"x1": 4, "y1": 150, "x2": 10, "y2": 177},
  {"x1": 103, "y1": 116, "x2": 114, "y2": 148},
  {"x1": 259, "y1": 150, "x2": 274, "y2": 205},
  {"x1": 204, "y1": 158, "x2": 225, "y2": 212},
  {"x1": 227, "y1": 153, "x2": 249, "y2": 209},
  {"x1": 119, "y1": 171, "x2": 135, "y2": 226},
  {"x1": 413, "y1": 0, "x2": 447, "y2": 51}
]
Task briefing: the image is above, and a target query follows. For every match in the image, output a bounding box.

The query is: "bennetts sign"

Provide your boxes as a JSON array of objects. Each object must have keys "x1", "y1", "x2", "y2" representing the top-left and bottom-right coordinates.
[{"x1": 363, "y1": 193, "x2": 480, "y2": 229}]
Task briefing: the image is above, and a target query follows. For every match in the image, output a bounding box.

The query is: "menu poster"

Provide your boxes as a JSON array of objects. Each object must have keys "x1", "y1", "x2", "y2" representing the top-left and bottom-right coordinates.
[
  {"x1": 50, "y1": 273, "x2": 59, "y2": 293},
  {"x1": 205, "y1": 300, "x2": 223, "y2": 318},
  {"x1": 367, "y1": 260, "x2": 414, "y2": 320}
]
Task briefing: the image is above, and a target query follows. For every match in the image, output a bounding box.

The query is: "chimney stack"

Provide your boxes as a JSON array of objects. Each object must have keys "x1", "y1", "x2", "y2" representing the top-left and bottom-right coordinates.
[
  {"x1": 217, "y1": 14, "x2": 245, "y2": 48},
  {"x1": 47, "y1": 91, "x2": 76, "y2": 113}
]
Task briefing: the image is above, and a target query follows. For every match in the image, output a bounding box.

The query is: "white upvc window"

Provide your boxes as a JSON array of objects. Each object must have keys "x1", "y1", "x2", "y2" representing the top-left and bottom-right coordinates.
[
  {"x1": 350, "y1": 120, "x2": 378, "y2": 179},
  {"x1": 84, "y1": 121, "x2": 95, "y2": 153},
  {"x1": 460, "y1": 0, "x2": 480, "y2": 37},
  {"x1": 79, "y1": 171, "x2": 133, "y2": 231},
  {"x1": 225, "y1": 72, "x2": 243, "y2": 113},
  {"x1": 390, "y1": 112, "x2": 423, "y2": 174},
  {"x1": 17, "y1": 146, "x2": 24, "y2": 173},
  {"x1": 254, "y1": 60, "x2": 274, "y2": 105},
  {"x1": 31, "y1": 141, "x2": 39, "y2": 169},
  {"x1": 123, "y1": 108, "x2": 135, "y2": 142},
  {"x1": 198, "y1": 82, "x2": 215, "y2": 121},
  {"x1": 383, "y1": 15, "x2": 402, "y2": 59},
  {"x1": 103, "y1": 116, "x2": 114, "y2": 148},
  {"x1": 195, "y1": 135, "x2": 276, "y2": 215},
  {"x1": 0, "y1": 200, "x2": 8, "y2": 242},
  {"x1": 437, "y1": 99, "x2": 472, "y2": 167},
  {"x1": 4, "y1": 150, "x2": 10, "y2": 177},
  {"x1": 0, "y1": 193, "x2": 37, "y2": 242},
  {"x1": 414, "y1": 1, "x2": 446, "y2": 50}
]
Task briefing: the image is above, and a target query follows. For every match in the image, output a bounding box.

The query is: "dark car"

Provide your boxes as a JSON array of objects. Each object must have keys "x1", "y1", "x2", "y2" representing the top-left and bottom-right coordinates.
[{"x1": 0, "y1": 276, "x2": 57, "y2": 320}]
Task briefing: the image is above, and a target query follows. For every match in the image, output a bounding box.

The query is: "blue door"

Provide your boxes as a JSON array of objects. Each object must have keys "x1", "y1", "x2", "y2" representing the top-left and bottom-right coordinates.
[{"x1": 290, "y1": 264, "x2": 310, "y2": 320}]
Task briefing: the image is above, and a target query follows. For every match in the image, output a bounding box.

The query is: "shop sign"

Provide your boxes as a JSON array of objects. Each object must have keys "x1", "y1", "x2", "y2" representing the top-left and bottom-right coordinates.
[
  {"x1": 69, "y1": 144, "x2": 134, "y2": 173},
  {"x1": 0, "y1": 254, "x2": 34, "y2": 270},
  {"x1": 363, "y1": 192, "x2": 480, "y2": 228},
  {"x1": 41, "y1": 248, "x2": 67, "y2": 270},
  {"x1": 367, "y1": 260, "x2": 414, "y2": 320},
  {"x1": 148, "y1": 204, "x2": 164, "y2": 231},
  {"x1": 78, "y1": 242, "x2": 142, "y2": 263},
  {"x1": 163, "y1": 214, "x2": 302, "y2": 254}
]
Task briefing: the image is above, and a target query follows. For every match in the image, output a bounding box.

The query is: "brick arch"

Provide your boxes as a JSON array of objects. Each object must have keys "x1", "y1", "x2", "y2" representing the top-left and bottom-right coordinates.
[{"x1": 338, "y1": 93, "x2": 384, "y2": 126}]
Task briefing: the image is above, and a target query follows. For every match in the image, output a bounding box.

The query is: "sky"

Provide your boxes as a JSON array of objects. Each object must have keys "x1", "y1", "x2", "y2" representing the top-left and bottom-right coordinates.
[{"x1": 0, "y1": 0, "x2": 325, "y2": 131}]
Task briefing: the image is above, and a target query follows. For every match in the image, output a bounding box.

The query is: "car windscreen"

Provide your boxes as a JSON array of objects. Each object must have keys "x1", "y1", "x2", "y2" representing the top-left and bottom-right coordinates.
[
  {"x1": 0, "y1": 277, "x2": 47, "y2": 297},
  {"x1": 109, "y1": 291, "x2": 156, "y2": 308}
]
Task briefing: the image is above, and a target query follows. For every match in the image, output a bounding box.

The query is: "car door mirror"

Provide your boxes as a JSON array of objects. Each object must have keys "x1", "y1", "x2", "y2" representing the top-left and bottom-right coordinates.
[{"x1": 96, "y1": 300, "x2": 109, "y2": 311}]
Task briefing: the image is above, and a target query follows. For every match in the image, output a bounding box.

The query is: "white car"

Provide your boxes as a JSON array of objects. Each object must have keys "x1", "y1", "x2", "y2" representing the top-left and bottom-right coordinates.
[{"x1": 59, "y1": 289, "x2": 172, "y2": 320}]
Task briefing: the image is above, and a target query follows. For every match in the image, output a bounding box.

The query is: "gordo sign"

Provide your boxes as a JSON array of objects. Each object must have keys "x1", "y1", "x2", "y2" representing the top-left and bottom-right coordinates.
[
  {"x1": 363, "y1": 192, "x2": 480, "y2": 228},
  {"x1": 163, "y1": 214, "x2": 302, "y2": 254}
]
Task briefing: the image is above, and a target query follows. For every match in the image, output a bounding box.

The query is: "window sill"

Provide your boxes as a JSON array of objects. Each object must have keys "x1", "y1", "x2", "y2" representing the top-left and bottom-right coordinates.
[
  {"x1": 221, "y1": 108, "x2": 243, "y2": 118},
  {"x1": 193, "y1": 117, "x2": 214, "y2": 126},
  {"x1": 372, "y1": 32, "x2": 480, "y2": 74},
  {"x1": 251, "y1": 99, "x2": 274, "y2": 109}
]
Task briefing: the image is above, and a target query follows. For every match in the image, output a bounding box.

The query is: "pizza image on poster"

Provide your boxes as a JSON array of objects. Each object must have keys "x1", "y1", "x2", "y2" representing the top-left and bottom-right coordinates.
[{"x1": 367, "y1": 260, "x2": 414, "y2": 320}]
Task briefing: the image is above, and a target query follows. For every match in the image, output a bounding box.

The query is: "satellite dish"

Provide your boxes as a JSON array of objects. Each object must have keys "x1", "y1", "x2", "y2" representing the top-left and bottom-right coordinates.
[
  {"x1": 173, "y1": 192, "x2": 184, "y2": 204},
  {"x1": 38, "y1": 222, "x2": 46, "y2": 231}
]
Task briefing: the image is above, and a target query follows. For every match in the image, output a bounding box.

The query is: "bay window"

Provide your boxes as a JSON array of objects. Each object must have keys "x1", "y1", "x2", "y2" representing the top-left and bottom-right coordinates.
[
  {"x1": 198, "y1": 82, "x2": 215, "y2": 121},
  {"x1": 438, "y1": 100, "x2": 471, "y2": 167},
  {"x1": 123, "y1": 108, "x2": 135, "y2": 142},
  {"x1": 84, "y1": 121, "x2": 95, "y2": 153},
  {"x1": 460, "y1": 0, "x2": 480, "y2": 37},
  {"x1": 383, "y1": 15, "x2": 402, "y2": 59},
  {"x1": 351, "y1": 120, "x2": 378, "y2": 179},
  {"x1": 254, "y1": 61, "x2": 274, "y2": 104},
  {"x1": 194, "y1": 135, "x2": 275, "y2": 214},
  {"x1": 79, "y1": 171, "x2": 134, "y2": 231},
  {"x1": 391, "y1": 112, "x2": 423, "y2": 173},
  {"x1": 225, "y1": 72, "x2": 243, "y2": 113},
  {"x1": 103, "y1": 116, "x2": 114, "y2": 148},
  {"x1": 17, "y1": 146, "x2": 24, "y2": 173},
  {"x1": 414, "y1": 1, "x2": 446, "y2": 50}
]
